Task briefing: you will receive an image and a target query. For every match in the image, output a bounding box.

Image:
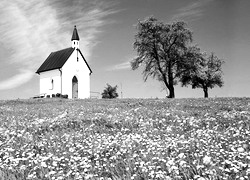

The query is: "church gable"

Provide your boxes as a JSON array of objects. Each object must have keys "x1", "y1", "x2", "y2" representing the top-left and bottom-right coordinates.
[
  {"x1": 61, "y1": 49, "x2": 90, "y2": 75},
  {"x1": 77, "y1": 49, "x2": 92, "y2": 74}
]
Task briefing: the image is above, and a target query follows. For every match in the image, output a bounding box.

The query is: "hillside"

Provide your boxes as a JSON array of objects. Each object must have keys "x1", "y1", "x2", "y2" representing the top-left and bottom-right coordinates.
[{"x1": 0, "y1": 98, "x2": 250, "y2": 180}]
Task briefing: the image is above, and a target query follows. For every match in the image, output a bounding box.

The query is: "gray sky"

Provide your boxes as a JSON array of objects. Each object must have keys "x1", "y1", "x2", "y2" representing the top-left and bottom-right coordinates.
[{"x1": 0, "y1": 0, "x2": 250, "y2": 99}]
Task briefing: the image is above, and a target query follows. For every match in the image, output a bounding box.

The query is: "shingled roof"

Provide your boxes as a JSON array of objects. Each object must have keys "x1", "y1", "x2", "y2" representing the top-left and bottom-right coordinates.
[{"x1": 36, "y1": 47, "x2": 74, "y2": 74}]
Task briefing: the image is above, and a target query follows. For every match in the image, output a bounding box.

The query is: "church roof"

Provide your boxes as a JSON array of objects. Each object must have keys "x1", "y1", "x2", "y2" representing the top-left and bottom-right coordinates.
[
  {"x1": 36, "y1": 47, "x2": 92, "y2": 74},
  {"x1": 71, "y1": 26, "x2": 80, "y2": 41},
  {"x1": 36, "y1": 47, "x2": 74, "y2": 74}
]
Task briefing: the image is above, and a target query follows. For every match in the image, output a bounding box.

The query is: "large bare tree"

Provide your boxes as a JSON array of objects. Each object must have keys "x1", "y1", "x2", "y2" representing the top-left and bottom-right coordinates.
[{"x1": 131, "y1": 16, "x2": 199, "y2": 98}]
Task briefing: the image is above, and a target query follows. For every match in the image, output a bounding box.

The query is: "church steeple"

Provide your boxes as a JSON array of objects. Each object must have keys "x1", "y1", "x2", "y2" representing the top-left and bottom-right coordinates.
[{"x1": 71, "y1": 25, "x2": 80, "y2": 49}]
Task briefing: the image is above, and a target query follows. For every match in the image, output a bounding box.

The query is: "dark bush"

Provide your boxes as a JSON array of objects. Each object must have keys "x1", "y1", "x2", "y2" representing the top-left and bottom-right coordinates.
[
  {"x1": 46, "y1": 95, "x2": 50, "y2": 98},
  {"x1": 52, "y1": 94, "x2": 55, "y2": 98},
  {"x1": 102, "y1": 84, "x2": 118, "y2": 99},
  {"x1": 62, "y1": 94, "x2": 68, "y2": 99},
  {"x1": 56, "y1": 93, "x2": 61, "y2": 97}
]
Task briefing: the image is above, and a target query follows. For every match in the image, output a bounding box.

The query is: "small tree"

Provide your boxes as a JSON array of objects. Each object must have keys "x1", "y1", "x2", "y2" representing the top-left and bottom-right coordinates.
[
  {"x1": 131, "y1": 16, "x2": 200, "y2": 98},
  {"x1": 180, "y1": 52, "x2": 224, "y2": 98},
  {"x1": 102, "y1": 84, "x2": 119, "y2": 99}
]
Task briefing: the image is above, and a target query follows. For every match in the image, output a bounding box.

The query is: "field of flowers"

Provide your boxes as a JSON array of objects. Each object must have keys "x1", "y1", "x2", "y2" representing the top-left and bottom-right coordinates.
[{"x1": 0, "y1": 98, "x2": 250, "y2": 180}]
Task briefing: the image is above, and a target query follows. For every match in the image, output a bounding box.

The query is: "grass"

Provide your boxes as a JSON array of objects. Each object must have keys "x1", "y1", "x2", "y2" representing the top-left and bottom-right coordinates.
[{"x1": 0, "y1": 97, "x2": 250, "y2": 180}]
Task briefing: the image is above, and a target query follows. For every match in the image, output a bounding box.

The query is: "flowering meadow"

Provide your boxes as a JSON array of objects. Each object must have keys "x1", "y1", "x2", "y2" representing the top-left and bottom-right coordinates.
[{"x1": 0, "y1": 98, "x2": 250, "y2": 180}]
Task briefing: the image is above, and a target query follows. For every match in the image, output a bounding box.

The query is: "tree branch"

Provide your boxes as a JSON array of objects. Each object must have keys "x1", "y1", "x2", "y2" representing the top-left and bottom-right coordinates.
[{"x1": 153, "y1": 41, "x2": 170, "y2": 89}]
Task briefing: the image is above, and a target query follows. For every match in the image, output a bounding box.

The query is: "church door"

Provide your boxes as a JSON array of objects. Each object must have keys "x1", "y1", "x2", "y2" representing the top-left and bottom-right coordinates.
[{"x1": 72, "y1": 76, "x2": 78, "y2": 98}]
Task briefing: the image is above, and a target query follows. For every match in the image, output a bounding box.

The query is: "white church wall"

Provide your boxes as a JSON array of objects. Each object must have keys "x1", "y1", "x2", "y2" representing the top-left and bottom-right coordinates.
[
  {"x1": 62, "y1": 49, "x2": 90, "y2": 99},
  {"x1": 39, "y1": 69, "x2": 61, "y2": 97}
]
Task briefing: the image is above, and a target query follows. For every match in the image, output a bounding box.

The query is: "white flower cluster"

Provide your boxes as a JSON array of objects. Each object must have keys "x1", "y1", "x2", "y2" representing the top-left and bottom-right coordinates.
[{"x1": 0, "y1": 98, "x2": 249, "y2": 179}]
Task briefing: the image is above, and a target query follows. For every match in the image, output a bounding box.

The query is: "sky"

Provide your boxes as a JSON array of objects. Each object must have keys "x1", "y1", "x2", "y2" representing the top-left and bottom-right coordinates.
[{"x1": 0, "y1": 0, "x2": 250, "y2": 99}]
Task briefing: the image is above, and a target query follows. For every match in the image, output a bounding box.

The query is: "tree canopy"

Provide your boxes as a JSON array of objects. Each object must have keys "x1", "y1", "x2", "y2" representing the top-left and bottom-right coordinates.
[
  {"x1": 180, "y1": 52, "x2": 224, "y2": 98},
  {"x1": 131, "y1": 16, "x2": 200, "y2": 98}
]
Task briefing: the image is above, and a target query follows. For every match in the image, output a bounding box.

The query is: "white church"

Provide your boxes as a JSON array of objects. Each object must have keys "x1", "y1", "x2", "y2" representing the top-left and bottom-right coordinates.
[{"x1": 36, "y1": 26, "x2": 92, "y2": 99}]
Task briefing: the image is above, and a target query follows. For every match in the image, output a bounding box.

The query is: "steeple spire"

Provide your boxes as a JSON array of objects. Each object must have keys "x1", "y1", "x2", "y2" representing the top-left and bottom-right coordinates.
[
  {"x1": 71, "y1": 26, "x2": 80, "y2": 48},
  {"x1": 71, "y1": 25, "x2": 80, "y2": 41}
]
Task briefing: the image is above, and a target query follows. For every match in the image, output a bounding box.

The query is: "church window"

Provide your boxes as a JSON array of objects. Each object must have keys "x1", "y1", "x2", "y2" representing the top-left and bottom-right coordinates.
[
  {"x1": 50, "y1": 79, "x2": 54, "y2": 90},
  {"x1": 77, "y1": 50, "x2": 79, "y2": 62}
]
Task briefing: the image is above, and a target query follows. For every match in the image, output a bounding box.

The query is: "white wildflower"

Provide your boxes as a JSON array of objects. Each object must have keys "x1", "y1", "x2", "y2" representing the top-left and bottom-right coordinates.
[
  {"x1": 237, "y1": 147, "x2": 244, "y2": 153},
  {"x1": 178, "y1": 153, "x2": 185, "y2": 159},
  {"x1": 203, "y1": 155, "x2": 212, "y2": 165},
  {"x1": 41, "y1": 161, "x2": 47, "y2": 167},
  {"x1": 179, "y1": 160, "x2": 186, "y2": 167}
]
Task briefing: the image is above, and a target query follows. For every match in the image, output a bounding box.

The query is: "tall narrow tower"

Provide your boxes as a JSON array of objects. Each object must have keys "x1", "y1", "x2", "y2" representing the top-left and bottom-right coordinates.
[{"x1": 71, "y1": 25, "x2": 80, "y2": 49}]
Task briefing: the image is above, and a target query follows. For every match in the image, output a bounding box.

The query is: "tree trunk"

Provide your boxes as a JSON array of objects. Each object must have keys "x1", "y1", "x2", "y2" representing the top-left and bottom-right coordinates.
[
  {"x1": 168, "y1": 85, "x2": 175, "y2": 98},
  {"x1": 167, "y1": 64, "x2": 175, "y2": 98},
  {"x1": 203, "y1": 87, "x2": 208, "y2": 98}
]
